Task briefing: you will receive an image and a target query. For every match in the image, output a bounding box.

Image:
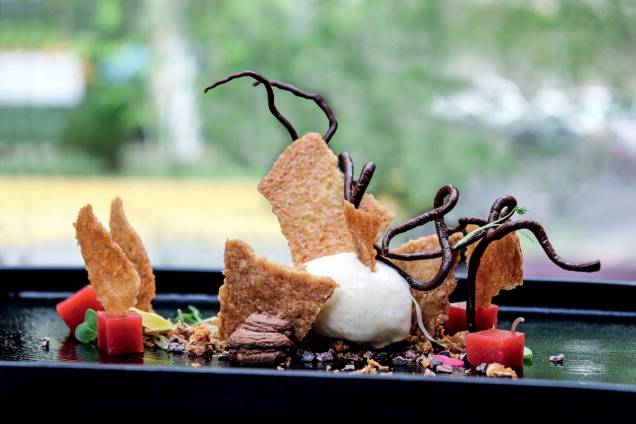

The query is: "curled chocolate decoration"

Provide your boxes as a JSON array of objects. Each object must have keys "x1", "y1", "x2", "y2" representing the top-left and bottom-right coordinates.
[
  {"x1": 380, "y1": 185, "x2": 459, "y2": 260},
  {"x1": 204, "y1": 71, "x2": 298, "y2": 142},
  {"x1": 256, "y1": 79, "x2": 338, "y2": 143},
  {"x1": 377, "y1": 185, "x2": 458, "y2": 291},
  {"x1": 465, "y1": 219, "x2": 601, "y2": 332}
]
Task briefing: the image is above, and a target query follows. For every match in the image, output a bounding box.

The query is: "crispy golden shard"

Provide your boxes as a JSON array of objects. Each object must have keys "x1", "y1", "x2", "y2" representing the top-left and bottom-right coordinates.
[
  {"x1": 219, "y1": 239, "x2": 337, "y2": 341},
  {"x1": 110, "y1": 197, "x2": 156, "y2": 312},
  {"x1": 74, "y1": 205, "x2": 140, "y2": 316},
  {"x1": 343, "y1": 194, "x2": 394, "y2": 270},
  {"x1": 257, "y1": 132, "x2": 355, "y2": 266}
]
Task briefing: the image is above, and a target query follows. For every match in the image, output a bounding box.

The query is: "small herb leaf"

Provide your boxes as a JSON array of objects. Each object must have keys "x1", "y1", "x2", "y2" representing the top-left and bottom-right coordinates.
[{"x1": 74, "y1": 308, "x2": 98, "y2": 343}]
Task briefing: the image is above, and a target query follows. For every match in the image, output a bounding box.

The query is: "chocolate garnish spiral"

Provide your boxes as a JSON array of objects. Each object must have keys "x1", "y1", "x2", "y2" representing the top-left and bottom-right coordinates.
[{"x1": 341, "y1": 153, "x2": 601, "y2": 332}]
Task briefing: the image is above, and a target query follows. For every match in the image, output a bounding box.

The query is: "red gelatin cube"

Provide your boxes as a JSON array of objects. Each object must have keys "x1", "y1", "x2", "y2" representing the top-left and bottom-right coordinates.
[
  {"x1": 466, "y1": 328, "x2": 525, "y2": 368},
  {"x1": 445, "y1": 302, "x2": 499, "y2": 335},
  {"x1": 97, "y1": 311, "x2": 144, "y2": 356},
  {"x1": 56, "y1": 285, "x2": 104, "y2": 332}
]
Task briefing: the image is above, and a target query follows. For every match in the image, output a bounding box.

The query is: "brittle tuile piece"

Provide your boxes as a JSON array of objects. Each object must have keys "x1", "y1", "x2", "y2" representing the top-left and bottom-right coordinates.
[
  {"x1": 74, "y1": 205, "x2": 140, "y2": 316},
  {"x1": 219, "y1": 239, "x2": 338, "y2": 341},
  {"x1": 257, "y1": 132, "x2": 354, "y2": 266},
  {"x1": 465, "y1": 224, "x2": 523, "y2": 308},
  {"x1": 110, "y1": 197, "x2": 156, "y2": 311},
  {"x1": 344, "y1": 194, "x2": 394, "y2": 270},
  {"x1": 391, "y1": 232, "x2": 462, "y2": 336}
]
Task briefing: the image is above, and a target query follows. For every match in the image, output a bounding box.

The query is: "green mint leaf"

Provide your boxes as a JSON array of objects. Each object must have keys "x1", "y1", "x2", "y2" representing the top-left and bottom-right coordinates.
[
  {"x1": 74, "y1": 308, "x2": 98, "y2": 343},
  {"x1": 84, "y1": 308, "x2": 97, "y2": 328},
  {"x1": 75, "y1": 322, "x2": 97, "y2": 343},
  {"x1": 515, "y1": 206, "x2": 528, "y2": 215}
]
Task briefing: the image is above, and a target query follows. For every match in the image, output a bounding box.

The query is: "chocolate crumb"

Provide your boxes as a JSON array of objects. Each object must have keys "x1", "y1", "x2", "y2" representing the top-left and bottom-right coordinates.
[
  {"x1": 167, "y1": 336, "x2": 187, "y2": 354},
  {"x1": 40, "y1": 337, "x2": 50, "y2": 351},
  {"x1": 342, "y1": 364, "x2": 356, "y2": 372},
  {"x1": 436, "y1": 364, "x2": 453, "y2": 374},
  {"x1": 392, "y1": 356, "x2": 414, "y2": 367},
  {"x1": 316, "y1": 350, "x2": 335, "y2": 362},
  {"x1": 549, "y1": 353, "x2": 565, "y2": 365},
  {"x1": 429, "y1": 357, "x2": 443, "y2": 368},
  {"x1": 300, "y1": 350, "x2": 316, "y2": 363}
]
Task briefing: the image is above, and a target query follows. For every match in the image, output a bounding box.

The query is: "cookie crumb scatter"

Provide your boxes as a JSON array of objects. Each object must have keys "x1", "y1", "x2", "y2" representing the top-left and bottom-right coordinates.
[
  {"x1": 186, "y1": 325, "x2": 214, "y2": 357},
  {"x1": 190, "y1": 363, "x2": 201, "y2": 368},
  {"x1": 486, "y1": 363, "x2": 517, "y2": 379}
]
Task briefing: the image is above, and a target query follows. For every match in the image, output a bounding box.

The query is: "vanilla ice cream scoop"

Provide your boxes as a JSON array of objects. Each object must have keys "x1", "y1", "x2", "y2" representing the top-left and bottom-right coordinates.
[{"x1": 305, "y1": 252, "x2": 412, "y2": 348}]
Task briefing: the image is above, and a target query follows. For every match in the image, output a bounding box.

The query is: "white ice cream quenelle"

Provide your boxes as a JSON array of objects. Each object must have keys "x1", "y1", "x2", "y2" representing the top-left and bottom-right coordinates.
[{"x1": 306, "y1": 252, "x2": 412, "y2": 348}]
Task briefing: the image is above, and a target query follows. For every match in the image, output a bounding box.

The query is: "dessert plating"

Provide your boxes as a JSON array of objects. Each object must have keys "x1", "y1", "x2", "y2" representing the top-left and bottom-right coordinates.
[{"x1": 55, "y1": 70, "x2": 600, "y2": 377}]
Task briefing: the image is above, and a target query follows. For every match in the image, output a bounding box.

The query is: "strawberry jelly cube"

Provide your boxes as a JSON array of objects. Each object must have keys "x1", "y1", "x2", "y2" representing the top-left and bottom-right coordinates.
[
  {"x1": 466, "y1": 328, "x2": 524, "y2": 368},
  {"x1": 97, "y1": 311, "x2": 144, "y2": 356},
  {"x1": 56, "y1": 285, "x2": 104, "y2": 332},
  {"x1": 445, "y1": 302, "x2": 499, "y2": 335}
]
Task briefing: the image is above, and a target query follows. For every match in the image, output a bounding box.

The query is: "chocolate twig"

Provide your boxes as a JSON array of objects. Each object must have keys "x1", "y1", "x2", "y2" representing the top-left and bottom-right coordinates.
[
  {"x1": 377, "y1": 185, "x2": 459, "y2": 291},
  {"x1": 465, "y1": 218, "x2": 601, "y2": 331},
  {"x1": 255, "y1": 79, "x2": 338, "y2": 143},
  {"x1": 204, "y1": 71, "x2": 298, "y2": 142},
  {"x1": 338, "y1": 152, "x2": 376, "y2": 208}
]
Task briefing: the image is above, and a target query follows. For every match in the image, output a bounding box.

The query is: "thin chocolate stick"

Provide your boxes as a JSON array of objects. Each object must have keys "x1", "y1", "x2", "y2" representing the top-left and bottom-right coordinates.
[
  {"x1": 204, "y1": 71, "x2": 298, "y2": 142},
  {"x1": 253, "y1": 79, "x2": 338, "y2": 142},
  {"x1": 338, "y1": 152, "x2": 354, "y2": 202},
  {"x1": 351, "y1": 162, "x2": 376, "y2": 208},
  {"x1": 264, "y1": 79, "x2": 338, "y2": 143}
]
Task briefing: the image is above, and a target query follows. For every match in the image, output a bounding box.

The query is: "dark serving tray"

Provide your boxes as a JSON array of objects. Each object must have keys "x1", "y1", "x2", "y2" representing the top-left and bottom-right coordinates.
[{"x1": 1, "y1": 267, "x2": 635, "y2": 417}]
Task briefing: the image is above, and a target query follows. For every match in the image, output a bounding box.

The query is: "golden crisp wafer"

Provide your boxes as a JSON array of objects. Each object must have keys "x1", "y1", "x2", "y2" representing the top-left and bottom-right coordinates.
[
  {"x1": 219, "y1": 239, "x2": 337, "y2": 341},
  {"x1": 392, "y1": 233, "x2": 462, "y2": 336},
  {"x1": 465, "y1": 224, "x2": 523, "y2": 308},
  {"x1": 343, "y1": 194, "x2": 394, "y2": 270},
  {"x1": 110, "y1": 197, "x2": 156, "y2": 312},
  {"x1": 74, "y1": 205, "x2": 140, "y2": 316},
  {"x1": 257, "y1": 132, "x2": 354, "y2": 265}
]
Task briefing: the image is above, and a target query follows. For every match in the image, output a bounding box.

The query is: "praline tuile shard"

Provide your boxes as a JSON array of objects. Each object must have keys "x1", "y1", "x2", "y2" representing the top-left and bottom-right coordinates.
[{"x1": 306, "y1": 252, "x2": 411, "y2": 348}]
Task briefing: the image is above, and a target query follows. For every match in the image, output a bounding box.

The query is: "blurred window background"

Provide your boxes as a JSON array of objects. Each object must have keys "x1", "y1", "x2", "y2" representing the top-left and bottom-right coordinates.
[{"x1": 0, "y1": 0, "x2": 634, "y2": 279}]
